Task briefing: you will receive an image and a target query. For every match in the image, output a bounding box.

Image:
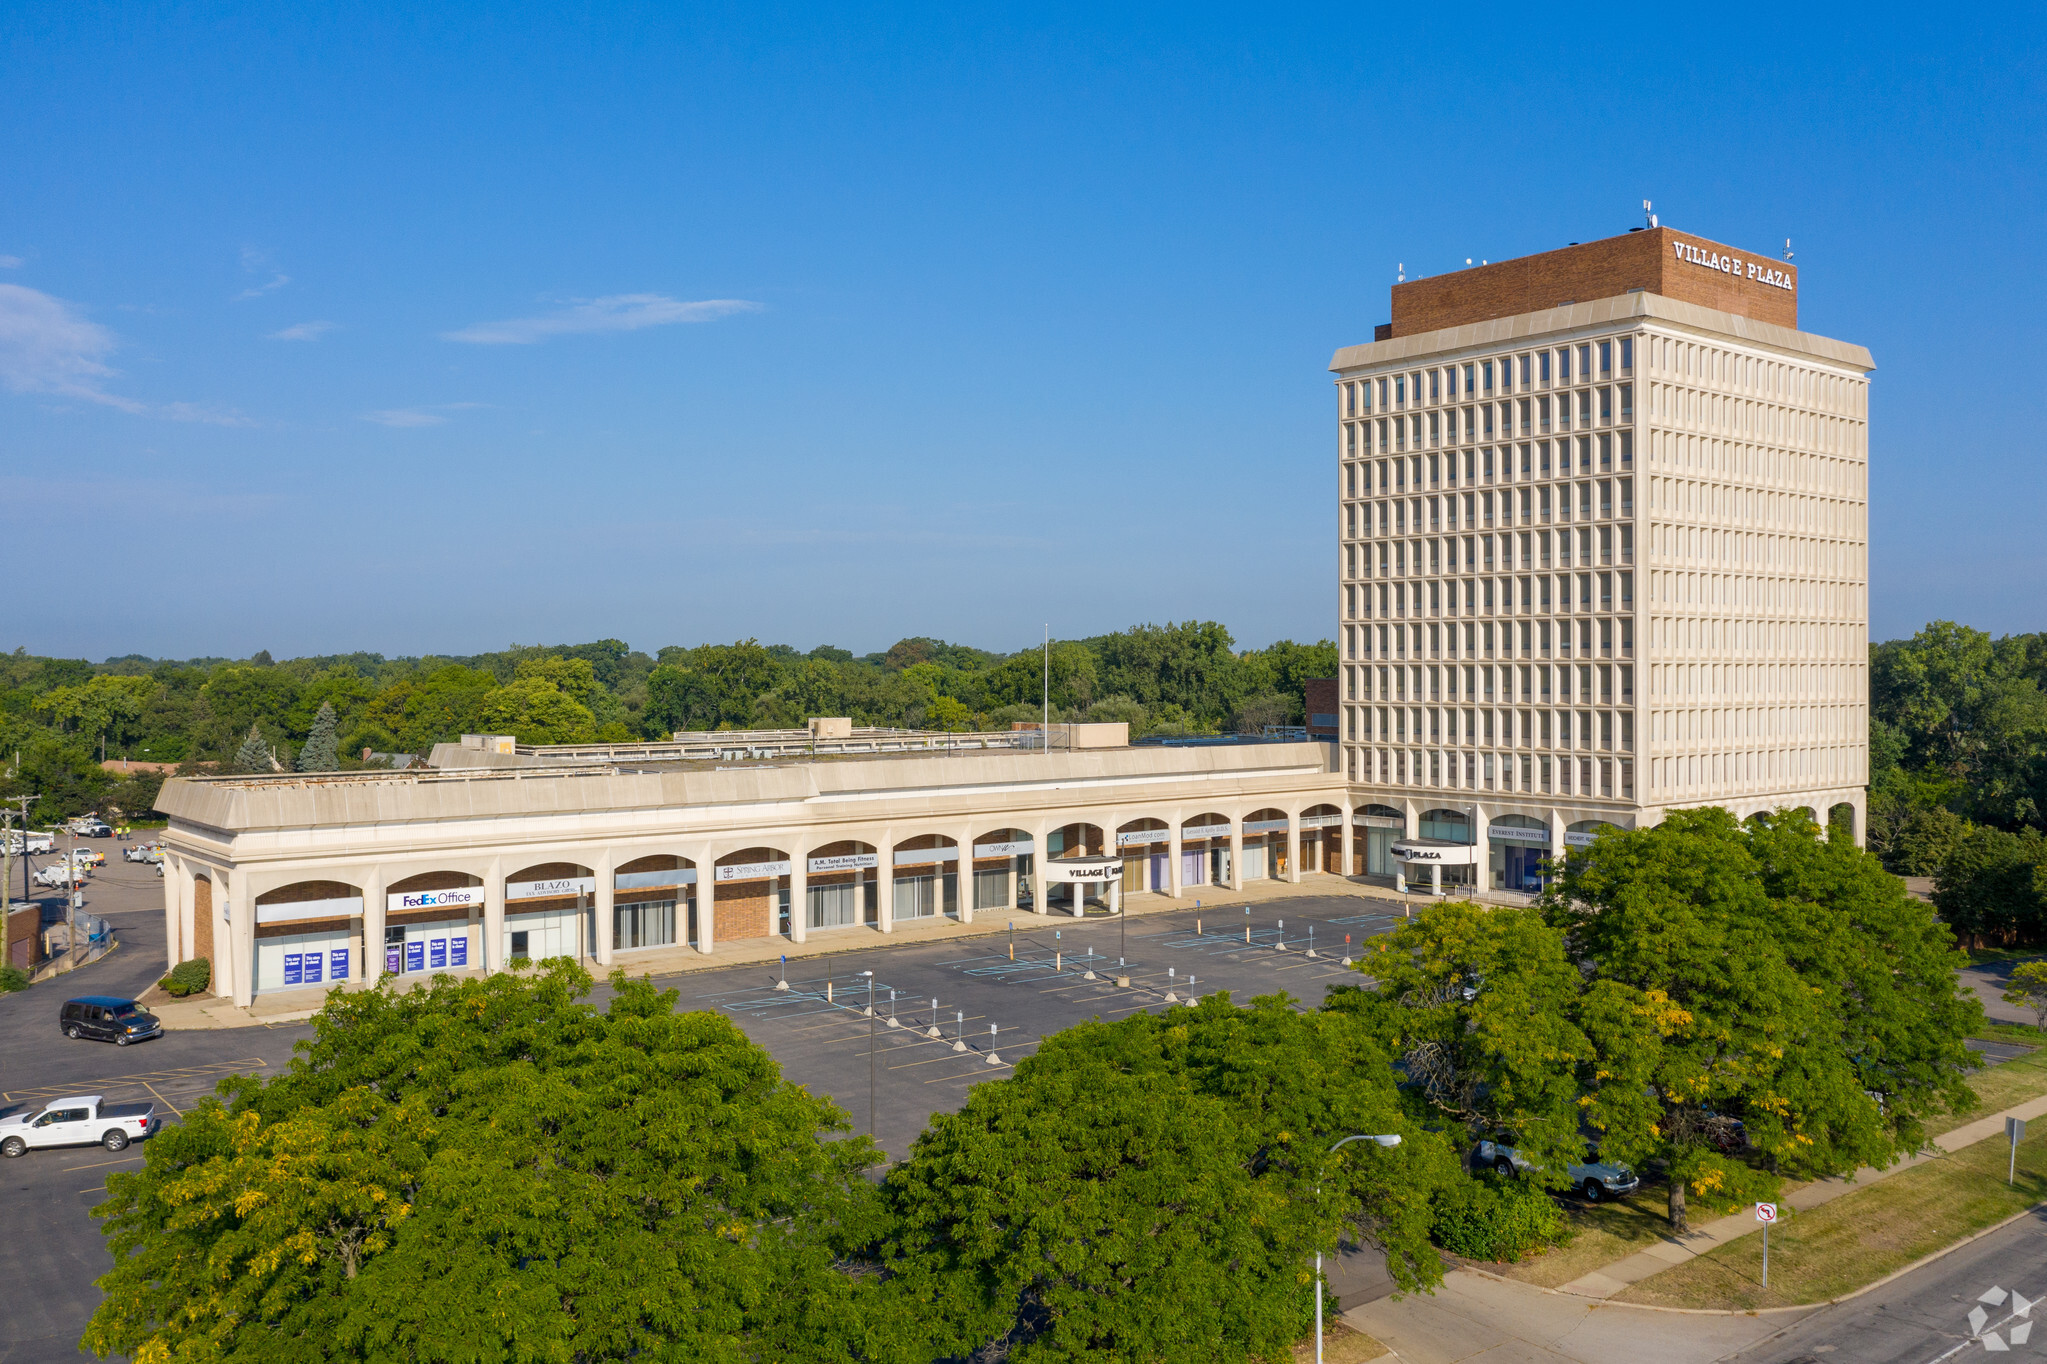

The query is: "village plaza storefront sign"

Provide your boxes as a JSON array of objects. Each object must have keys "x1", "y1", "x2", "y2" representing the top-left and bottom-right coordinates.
[
  {"x1": 1390, "y1": 841, "x2": 1481, "y2": 865},
  {"x1": 1040, "y1": 857, "x2": 1124, "y2": 883},
  {"x1": 1673, "y1": 240, "x2": 1793, "y2": 292}
]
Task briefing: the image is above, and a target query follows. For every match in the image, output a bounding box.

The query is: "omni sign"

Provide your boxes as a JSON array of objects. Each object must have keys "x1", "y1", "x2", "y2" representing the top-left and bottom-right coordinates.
[{"x1": 1673, "y1": 240, "x2": 1793, "y2": 292}]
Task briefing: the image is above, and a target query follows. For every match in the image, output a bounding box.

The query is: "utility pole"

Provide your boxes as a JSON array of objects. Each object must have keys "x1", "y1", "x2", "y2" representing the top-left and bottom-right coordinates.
[{"x1": 1042, "y1": 624, "x2": 1050, "y2": 757}]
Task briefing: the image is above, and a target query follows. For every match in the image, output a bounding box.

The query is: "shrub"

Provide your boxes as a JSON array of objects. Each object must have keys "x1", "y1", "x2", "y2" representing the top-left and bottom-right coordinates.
[
  {"x1": 0, "y1": 964, "x2": 28, "y2": 994},
  {"x1": 1430, "y1": 1171, "x2": 1574, "y2": 1263},
  {"x1": 158, "y1": 958, "x2": 211, "y2": 997}
]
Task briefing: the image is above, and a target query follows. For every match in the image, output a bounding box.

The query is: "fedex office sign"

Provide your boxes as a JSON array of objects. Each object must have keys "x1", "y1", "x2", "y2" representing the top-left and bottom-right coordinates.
[{"x1": 386, "y1": 888, "x2": 482, "y2": 912}]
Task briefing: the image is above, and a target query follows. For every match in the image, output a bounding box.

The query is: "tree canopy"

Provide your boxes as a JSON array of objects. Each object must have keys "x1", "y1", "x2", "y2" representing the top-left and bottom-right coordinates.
[
  {"x1": 0, "y1": 624, "x2": 1333, "y2": 823},
  {"x1": 84, "y1": 963, "x2": 891, "y2": 1364}
]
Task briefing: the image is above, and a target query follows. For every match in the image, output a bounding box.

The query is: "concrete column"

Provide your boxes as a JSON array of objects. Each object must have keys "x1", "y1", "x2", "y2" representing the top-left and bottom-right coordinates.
[
  {"x1": 593, "y1": 849, "x2": 614, "y2": 968},
  {"x1": 699, "y1": 853, "x2": 717, "y2": 954},
  {"x1": 1339, "y1": 811, "x2": 1355, "y2": 881},
  {"x1": 1548, "y1": 808, "x2": 1568, "y2": 888},
  {"x1": 876, "y1": 838, "x2": 893, "y2": 934},
  {"x1": 362, "y1": 867, "x2": 386, "y2": 983},
  {"x1": 226, "y1": 871, "x2": 254, "y2": 1008},
  {"x1": 956, "y1": 827, "x2": 975, "y2": 923},
  {"x1": 1168, "y1": 824, "x2": 1184, "y2": 899},
  {"x1": 1028, "y1": 824, "x2": 1049, "y2": 915},
  {"x1": 1471, "y1": 804, "x2": 1491, "y2": 896},
  {"x1": 790, "y1": 850, "x2": 807, "y2": 944},
  {"x1": 482, "y1": 856, "x2": 504, "y2": 974},
  {"x1": 1431, "y1": 862, "x2": 1442, "y2": 895},
  {"x1": 1228, "y1": 819, "x2": 1244, "y2": 893},
  {"x1": 160, "y1": 857, "x2": 182, "y2": 970},
  {"x1": 1286, "y1": 818, "x2": 1302, "y2": 885}
]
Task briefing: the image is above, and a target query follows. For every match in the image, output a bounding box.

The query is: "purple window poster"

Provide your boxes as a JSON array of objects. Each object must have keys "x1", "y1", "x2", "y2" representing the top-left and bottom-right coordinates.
[
  {"x1": 428, "y1": 937, "x2": 447, "y2": 969},
  {"x1": 386, "y1": 945, "x2": 402, "y2": 974},
  {"x1": 331, "y1": 948, "x2": 350, "y2": 981},
  {"x1": 405, "y1": 940, "x2": 425, "y2": 973},
  {"x1": 304, "y1": 951, "x2": 323, "y2": 984},
  {"x1": 282, "y1": 952, "x2": 302, "y2": 986},
  {"x1": 449, "y1": 936, "x2": 468, "y2": 967}
]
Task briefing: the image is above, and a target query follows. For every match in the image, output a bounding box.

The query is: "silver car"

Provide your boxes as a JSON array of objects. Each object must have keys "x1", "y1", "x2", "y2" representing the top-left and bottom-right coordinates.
[{"x1": 1475, "y1": 1134, "x2": 1641, "y2": 1202}]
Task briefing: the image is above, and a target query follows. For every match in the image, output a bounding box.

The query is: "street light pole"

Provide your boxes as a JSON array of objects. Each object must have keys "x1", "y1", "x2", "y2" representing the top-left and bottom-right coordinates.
[
  {"x1": 861, "y1": 970, "x2": 876, "y2": 1146},
  {"x1": 1317, "y1": 1133, "x2": 1402, "y2": 1364}
]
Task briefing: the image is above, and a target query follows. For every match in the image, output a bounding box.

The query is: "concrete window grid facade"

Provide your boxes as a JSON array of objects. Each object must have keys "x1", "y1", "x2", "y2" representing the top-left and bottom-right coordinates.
[{"x1": 1331, "y1": 287, "x2": 1873, "y2": 860}]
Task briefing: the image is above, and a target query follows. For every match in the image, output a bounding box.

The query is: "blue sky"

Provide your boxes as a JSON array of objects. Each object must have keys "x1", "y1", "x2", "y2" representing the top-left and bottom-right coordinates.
[{"x1": 3, "y1": 3, "x2": 2042, "y2": 661}]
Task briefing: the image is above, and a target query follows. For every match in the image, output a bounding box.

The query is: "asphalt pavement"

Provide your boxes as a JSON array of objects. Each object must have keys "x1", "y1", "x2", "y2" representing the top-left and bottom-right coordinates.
[
  {"x1": 0, "y1": 839, "x2": 1410, "y2": 1360},
  {"x1": 1725, "y1": 1207, "x2": 2047, "y2": 1364}
]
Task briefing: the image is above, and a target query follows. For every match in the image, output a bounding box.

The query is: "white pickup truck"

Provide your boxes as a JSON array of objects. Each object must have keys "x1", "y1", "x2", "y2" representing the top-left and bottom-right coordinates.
[{"x1": 0, "y1": 1096, "x2": 159, "y2": 1157}]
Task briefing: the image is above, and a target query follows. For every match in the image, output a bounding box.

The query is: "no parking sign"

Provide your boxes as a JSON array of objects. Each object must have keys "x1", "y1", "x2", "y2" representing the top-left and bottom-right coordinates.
[
  {"x1": 1754, "y1": 1202, "x2": 1778, "y2": 1223},
  {"x1": 1756, "y1": 1202, "x2": 1778, "y2": 1287}
]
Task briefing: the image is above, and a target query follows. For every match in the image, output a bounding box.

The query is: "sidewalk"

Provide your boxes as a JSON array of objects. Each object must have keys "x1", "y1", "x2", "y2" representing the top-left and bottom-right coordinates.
[
  {"x1": 1557, "y1": 1090, "x2": 2047, "y2": 1299},
  {"x1": 159, "y1": 873, "x2": 1411, "y2": 1029}
]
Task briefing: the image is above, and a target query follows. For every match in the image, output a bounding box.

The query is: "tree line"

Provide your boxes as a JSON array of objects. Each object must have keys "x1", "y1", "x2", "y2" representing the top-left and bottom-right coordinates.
[
  {"x1": 0, "y1": 624, "x2": 1335, "y2": 826},
  {"x1": 83, "y1": 813, "x2": 1982, "y2": 1361},
  {"x1": 1867, "y1": 621, "x2": 2047, "y2": 944}
]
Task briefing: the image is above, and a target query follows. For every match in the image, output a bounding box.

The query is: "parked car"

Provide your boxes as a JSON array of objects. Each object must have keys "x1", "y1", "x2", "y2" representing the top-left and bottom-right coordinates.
[
  {"x1": 1475, "y1": 1133, "x2": 1642, "y2": 1202},
  {"x1": 0, "y1": 1094, "x2": 159, "y2": 1157},
  {"x1": 58, "y1": 997, "x2": 162, "y2": 1046}
]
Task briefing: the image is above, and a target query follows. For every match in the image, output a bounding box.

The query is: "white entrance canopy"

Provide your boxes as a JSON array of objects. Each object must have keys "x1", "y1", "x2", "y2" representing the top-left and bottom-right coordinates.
[
  {"x1": 1390, "y1": 838, "x2": 1481, "y2": 866},
  {"x1": 1039, "y1": 856, "x2": 1123, "y2": 883}
]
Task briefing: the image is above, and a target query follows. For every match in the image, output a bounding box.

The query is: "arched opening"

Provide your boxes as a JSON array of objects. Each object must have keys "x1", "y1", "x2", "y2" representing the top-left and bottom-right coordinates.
[
  {"x1": 891, "y1": 834, "x2": 959, "y2": 923},
  {"x1": 1564, "y1": 819, "x2": 1624, "y2": 853},
  {"x1": 1181, "y1": 812, "x2": 1233, "y2": 888},
  {"x1": 253, "y1": 879, "x2": 363, "y2": 994},
  {"x1": 1046, "y1": 823, "x2": 1108, "y2": 911},
  {"x1": 1243, "y1": 808, "x2": 1290, "y2": 881},
  {"x1": 391, "y1": 869, "x2": 487, "y2": 974},
  {"x1": 615, "y1": 854, "x2": 696, "y2": 951},
  {"x1": 1116, "y1": 819, "x2": 1171, "y2": 895},
  {"x1": 1353, "y1": 804, "x2": 1403, "y2": 878},
  {"x1": 498, "y1": 864, "x2": 583, "y2": 966},
  {"x1": 1298, "y1": 804, "x2": 1343, "y2": 874},
  {"x1": 1486, "y1": 816, "x2": 1550, "y2": 893},
  {"x1": 971, "y1": 828, "x2": 1031, "y2": 913},
  {"x1": 1791, "y1": 806, "x2": 1819, "y2": 829},
  {"x1": 800, "y1": 841, "x2": 872, "y2": 933},
  {"x1": 1416, "y1": 808, "x2": 1478, "y2": 890},
  {"x1": 1827, "y1": 802, "x2": 1857, "y2": 845}
]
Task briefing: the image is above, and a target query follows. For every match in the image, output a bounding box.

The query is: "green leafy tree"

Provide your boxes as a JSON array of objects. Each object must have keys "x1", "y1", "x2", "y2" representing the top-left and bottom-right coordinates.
[
  {"x1": 1933, "y1": 825, "x2": 2047, "y2": 945},
  {"x1": 84, "y1": 964, "x2": 892, "y2": 1364},
  {"x1": 32, "y1": 675, "x2": 157, "y2": 757},
  {"x1": 1543, "y1": 807, "x2": 1983, "y2": 1230},
  {"x1": 2003, "y1": 961, "x2": 2047, "y2": 1031},
  {"x1": 882, "y1": 996, "x2": 1453, "y2": 1362},
  {"x1": 473, "y1": 676, "x2": 597, "y2": 745},
  {"x1": 1329, "y1": 901, "x2": 1601, "y2": 1186},
  {"x1": 296, "y1": 700, "x2": 340, "y2": 772}
]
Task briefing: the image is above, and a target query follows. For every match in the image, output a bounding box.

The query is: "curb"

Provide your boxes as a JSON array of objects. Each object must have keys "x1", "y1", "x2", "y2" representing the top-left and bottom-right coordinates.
[{"x1": 1458, "y1": 1199, "x2": 2047, "y2": 1317}]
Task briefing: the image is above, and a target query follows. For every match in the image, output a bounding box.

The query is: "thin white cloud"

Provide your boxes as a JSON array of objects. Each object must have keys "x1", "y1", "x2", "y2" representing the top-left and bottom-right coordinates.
[
  {"x1": 0, "y1": 282, "x2": 248, "y2": 425},
  {"x1": 359, "y1": 402, "x2": 486, "y2": 428},
  {"x1": 268, "y1": 320, "x2": 336, "y2": 341},
  {"x1": 0, "y1": 255, "x2": 22, "y2": 269},
  {"x1": 442, "y1": 293, "x2": 760, "y2": 345},
  {"x1": 235, "y1": 245, "x2": 290, "y2": 300}
]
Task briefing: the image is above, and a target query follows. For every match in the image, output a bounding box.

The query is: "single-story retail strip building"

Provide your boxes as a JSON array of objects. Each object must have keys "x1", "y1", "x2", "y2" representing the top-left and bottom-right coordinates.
[{"x1": 157, "y1": 721, "x2": 1653, "y2": 1006}]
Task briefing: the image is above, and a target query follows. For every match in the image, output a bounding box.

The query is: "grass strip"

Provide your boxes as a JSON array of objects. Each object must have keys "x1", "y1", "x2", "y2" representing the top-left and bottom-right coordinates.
[
  {"x1": 1285, "y1": 1323, "x2": 1387, "y2": 1362},
  {"x1": 1612, "y1": 1123, "x2": 2047, "y2": 1309}
]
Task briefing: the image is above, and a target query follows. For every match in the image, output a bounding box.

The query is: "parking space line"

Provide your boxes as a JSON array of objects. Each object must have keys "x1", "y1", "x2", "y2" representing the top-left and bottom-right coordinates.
[
  {"x1": 61, "y1": 1154, "x2": 147, "y2": 1172},
  {"x1": 140, "y1": 1081, "x2": 183, "y2": 1117}
]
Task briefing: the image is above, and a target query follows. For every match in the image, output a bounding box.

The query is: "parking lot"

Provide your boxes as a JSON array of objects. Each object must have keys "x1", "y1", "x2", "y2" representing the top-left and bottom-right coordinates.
[{"x1": 0, "y1": 831, "x2": 1416, "y2": 1357}]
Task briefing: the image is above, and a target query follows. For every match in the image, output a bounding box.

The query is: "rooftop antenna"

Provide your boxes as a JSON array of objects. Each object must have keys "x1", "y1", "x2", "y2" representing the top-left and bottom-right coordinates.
[
  {"x1": 1397, "y1": 262, "x2": 1405, "y2": 283},
  {"x1": 1784, "y1": 238, "x2": 1794, "y2": 262},
  {"x1": 1642, "y1": 199, "x2": 1657, "y2": 229}
]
